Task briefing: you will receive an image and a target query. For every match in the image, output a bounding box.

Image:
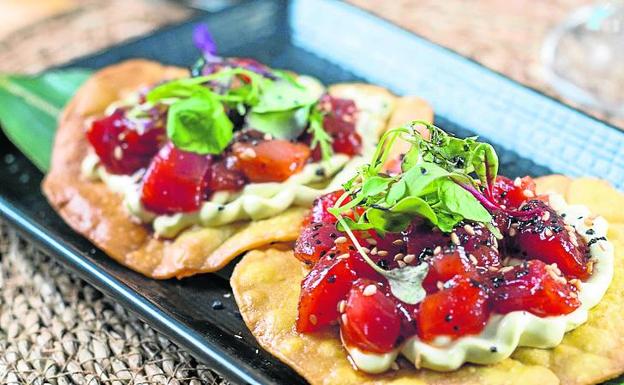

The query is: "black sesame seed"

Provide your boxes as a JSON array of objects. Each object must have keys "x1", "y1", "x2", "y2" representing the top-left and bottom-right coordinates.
[
  {"x1": 491, "y1": 276, "x2": 504, "y2": 289},
  {"x1": 315, "y1": 168, "x2": 326, "y2": 177},
  {"x1": 445, "y1": 314, "x2": 453, "y2": 322},
  {"x1": 377, "y1": 259, "x2": 389, "y2": 270},
  {"x1": 585, "y1": 229, "x2": 595, "y2": 236},
  {"x1": 588, "y1": 236, "x2": 607, "y2": 247},
  {"x1": 453, "y1": 325, "x2": 460, "y2": 331},
  {"x1": 327, "y1": 275, "x2": 337, "y2": 283},
  {"x1": 420, "y1": 167, "x2": 427, "y2": 175},
  {"x1": 218, "y1": 205, "x2": 225, "y2": 211},
  {"x1": 211, "y1": 300, "x2": 224, "y2": 310},
  {"x1": 490, "y1": 346, "x2": 498, "y2": 353},
  {"x1": 561, "y1": 213, "x2": 567, "y2": 218}
]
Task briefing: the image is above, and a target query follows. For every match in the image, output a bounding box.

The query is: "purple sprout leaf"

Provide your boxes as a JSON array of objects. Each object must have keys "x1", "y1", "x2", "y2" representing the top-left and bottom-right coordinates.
[{"x1": 193, "y1": 24, "x2": 218, "y2": 57}]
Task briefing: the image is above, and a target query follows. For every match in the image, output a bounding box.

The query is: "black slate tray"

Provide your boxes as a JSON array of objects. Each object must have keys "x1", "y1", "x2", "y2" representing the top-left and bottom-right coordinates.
[{"x1": 1, "y1": 1, "x2": 623, "y2": 384}]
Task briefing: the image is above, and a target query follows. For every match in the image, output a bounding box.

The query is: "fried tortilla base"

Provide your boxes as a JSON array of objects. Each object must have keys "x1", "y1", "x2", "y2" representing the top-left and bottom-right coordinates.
[
  {"x1": 232, "y1": 177, "x2": 624, "y2": 385},
  {"x1": 42, "y1": 60, "x2": 433, "y2": 279}
]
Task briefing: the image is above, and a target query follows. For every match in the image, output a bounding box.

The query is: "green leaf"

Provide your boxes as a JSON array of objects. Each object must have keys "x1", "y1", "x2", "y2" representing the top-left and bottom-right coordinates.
[
  {"x1": 251, "y1": 79, "x2": 319, "y2": 113},
  {"x1": 471, "y1": 142, "x2": 499, "y2": 187},
  {"x1": 401, "y1": 162, "x2": 450, "y2": 197},
  {"x1": 167, "y1": 94, "x2": 233, "y2": 154},
  {"x1": 0, "y1": 69, "x2": 92, "y2": 171},
  {"x1": 390, "y1": 196, "x2": 438, "y2": 224},
  {"x1": 246, "y1": 106, "x2": 310, "y2": 139},
  {"x1": 382, "y1": 263, "x2": 429, "y2": 305},
  {"x1": 146, "y1": 78, "x2": 198, "y2": 102},
  {"x1": 367, "y1": 208, "x2": 412, "y2": 233},
  {"x1": 361, "y1": 176, "x2": 392, "y2": 197},
  {"x1": 307, "y1": 106, "x2": 333, "y2": 161},
  {"x1": 385, "y1": 179, "x2": 406, "y2": 205},
  {"x1": 438, "y1": 179, "x2": 492, "y2": 223}
]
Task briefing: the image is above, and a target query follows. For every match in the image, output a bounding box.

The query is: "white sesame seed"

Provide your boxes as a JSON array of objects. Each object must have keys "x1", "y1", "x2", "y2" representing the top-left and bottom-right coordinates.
[
  {"x1": 113, "y1": 146, "x2": 123, "y2": 160},
  {"x1": 393, "y1": 253, "x2": 405, "y2": 261},
  {"x1": 361, "y1": 247, "x2": 371, "y2": 254},
  {"x1": 240, "y1": 147, "x2": 257, "y2": 159},
  {"x1": 546, "y1": 268, "x2": 559, "y2": 282},
  {"x1": 403, "y1": 254, "x2": 416, "y2": 264},
  {"x1": 564, "y1": 225, "x2": 574, "y2": 232},
  {"x1": 463, "y1": 224, "x2": 476, "y2": 236},
  {"x1": 523, "y1": 189, "x2": 535, "y2": 198},
  {"x1": 371, "y1": 247, "x2": 378, "y2": 255},
  {"x1": 338, "y1": 300, "x2": 347, "y2": 314},
  {"x1": 436, "y1": 281, "x2": 444, "y2": 290},
  {"x1": 451, "y1": 232, "x2": 460, "y2": 246},
  {"x1": 433, "y1": 246, "x2": 442, "y2": 255},
  {"x1": 366, "y1": 238, "x2": 377, "y2": 246},
  {"x1": 468, "y1": 254, "x2": 478, "y2": 265},
  {"x1": 392, "y1": 239, "x2": 404, "y2": 246},
  {"x1": 569, "y1": 279, "x2": 582, "y2": 291},
  {"x1": 377, "y1": 250, "x2": 389, "y2": 257},
  {"x1": 334, "y1": 236, "x2": 347, "y2": 244},
  {"x1": 337, "y1": 253, "x2": 349, "y2": 260},
  {"x1": 542, "y1": 211, "x2": 551, "y2": 221},
  {"x1": 544, "y1": 228, "x2": 553, "y2": 237},
  {"x1": 363, "y1": 285, "x2": 377, "y2": 296},
  {"x1": 309, "y1": 314, "x2": 318, "y2": 325},
  {"x1": 487, "y1": 266, "x2": 499, "y2": 272},
  {"x1": 397, "y1": 260, "x2": 407, "y2": 268},
  {"x1": 263, "y1": 133, "x2": 273, "y2": 141},
  {"x1": 514, "y1": 177, "x2": 522, "y2": 187},
  {"x1": 499, "y1": 266, "x2": 513, "y2": 273}
]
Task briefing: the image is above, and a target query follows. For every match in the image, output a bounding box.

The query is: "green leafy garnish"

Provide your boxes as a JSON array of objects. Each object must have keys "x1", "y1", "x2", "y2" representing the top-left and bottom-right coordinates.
[
  {"x1": 307, "y1": 107, "x2": 333, "y2": 161},
  {"x1": 146, "y1": 67, "x2": 333, "y2": 157},
  {"x1": 329, "y1": 121, "x2": 503, "y2": 303},
  {"x1": 166, "y1": 92, "x2": 233, "y2": 155}
]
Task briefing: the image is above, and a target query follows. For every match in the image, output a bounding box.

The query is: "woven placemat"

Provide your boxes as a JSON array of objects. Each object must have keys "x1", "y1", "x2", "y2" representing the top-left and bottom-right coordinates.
[{"x1": 0, "y1": 220, "x2": 229, "y2": 385}]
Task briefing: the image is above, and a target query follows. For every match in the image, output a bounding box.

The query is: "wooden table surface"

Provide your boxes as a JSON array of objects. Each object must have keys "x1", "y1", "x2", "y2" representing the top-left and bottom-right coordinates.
[{"x1": 0, "y1": 0, "x2": 619, "y2": 127}]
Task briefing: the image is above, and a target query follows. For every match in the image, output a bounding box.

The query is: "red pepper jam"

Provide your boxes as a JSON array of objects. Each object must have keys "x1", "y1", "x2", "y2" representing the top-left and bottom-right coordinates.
[
  {"x1": 86, "y1": 87, "x2": 362, "y2": 216},
  {"x1": 294, "y1": 175, "x2": 588, "y2": 353}
]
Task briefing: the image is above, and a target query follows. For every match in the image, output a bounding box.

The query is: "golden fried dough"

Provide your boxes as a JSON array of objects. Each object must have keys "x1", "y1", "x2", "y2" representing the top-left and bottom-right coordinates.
[{"x1": 232, "y1": 176, "x2": 624, "y2": 384}]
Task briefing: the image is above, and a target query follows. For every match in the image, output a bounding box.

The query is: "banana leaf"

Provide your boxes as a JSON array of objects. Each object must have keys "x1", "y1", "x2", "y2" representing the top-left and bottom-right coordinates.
[{"x1": 0, "y1": 70, "x2": 92, "y2": 172}]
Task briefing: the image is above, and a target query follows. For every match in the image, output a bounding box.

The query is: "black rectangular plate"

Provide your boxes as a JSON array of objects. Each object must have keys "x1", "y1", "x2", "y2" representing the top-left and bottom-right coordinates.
[{"x1": 1, "y1": 1, "x2": 623, "y2": 384}]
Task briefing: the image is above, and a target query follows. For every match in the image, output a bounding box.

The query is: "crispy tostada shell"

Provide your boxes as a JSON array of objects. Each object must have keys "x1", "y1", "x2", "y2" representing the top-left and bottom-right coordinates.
[
  {"x1": 231, "y1": 177, "x2": 624, "y2": 385},
  {"x1": 42, "y1": 59, "x2": 433, "y2": 279}
]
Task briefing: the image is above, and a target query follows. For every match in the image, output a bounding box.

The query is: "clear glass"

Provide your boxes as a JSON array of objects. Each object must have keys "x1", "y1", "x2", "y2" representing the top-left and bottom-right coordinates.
[{"x1": 542, "y1": 1, "x2": 624, "y2": 118}]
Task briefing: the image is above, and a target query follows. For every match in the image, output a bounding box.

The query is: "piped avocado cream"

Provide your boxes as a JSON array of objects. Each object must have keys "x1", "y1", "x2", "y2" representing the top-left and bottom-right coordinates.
[{"x1": 346, "y1": 193, "x2": 614, "y2": 372}]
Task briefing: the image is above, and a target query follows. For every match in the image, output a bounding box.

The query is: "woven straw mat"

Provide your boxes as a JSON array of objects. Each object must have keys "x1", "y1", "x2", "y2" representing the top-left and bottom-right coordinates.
[{"x1": 0, "y1": 220, "x2": 229, "y2": 385}]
